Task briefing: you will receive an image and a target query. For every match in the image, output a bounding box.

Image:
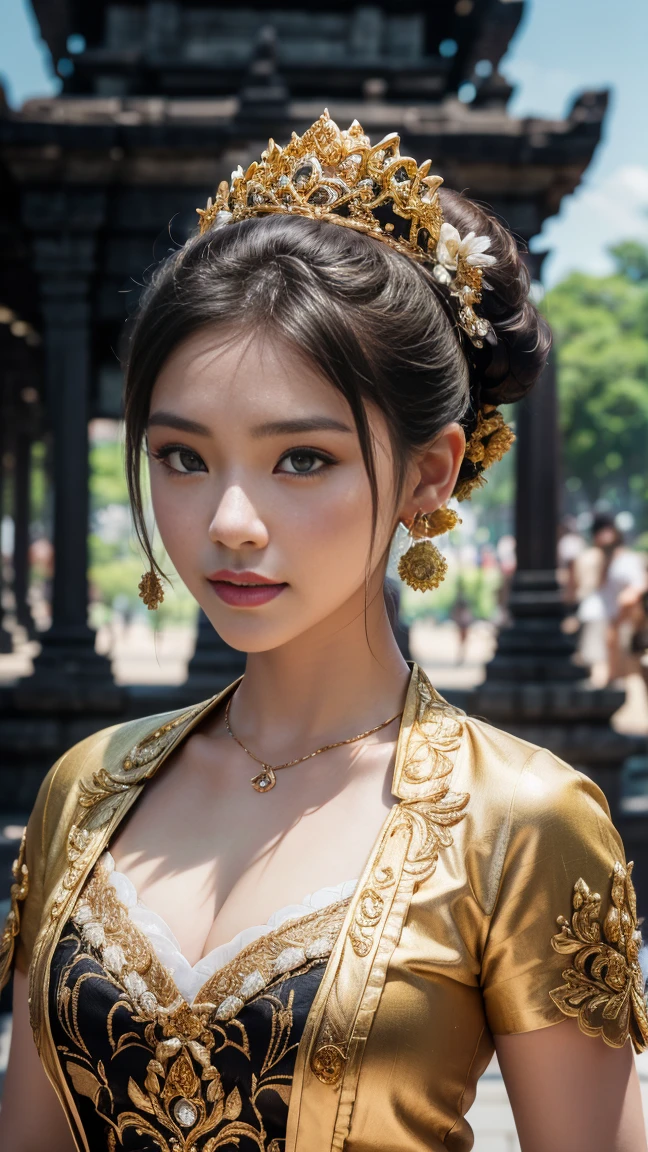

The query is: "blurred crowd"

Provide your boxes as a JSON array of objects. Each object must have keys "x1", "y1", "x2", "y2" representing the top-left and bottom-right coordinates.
[{"x1": 558, "y1": 513, "x2": 648, "y2": 689}]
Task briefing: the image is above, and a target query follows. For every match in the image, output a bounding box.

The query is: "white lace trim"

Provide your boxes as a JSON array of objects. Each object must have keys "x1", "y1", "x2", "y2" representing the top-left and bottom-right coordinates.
[{"x1": 99, "y1": 852, "x2": 357, "y2": 1005}]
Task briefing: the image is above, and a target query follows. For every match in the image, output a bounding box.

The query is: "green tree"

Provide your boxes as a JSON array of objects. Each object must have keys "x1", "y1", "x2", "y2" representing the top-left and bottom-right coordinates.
[
  {"x1": 543, "y1": 243, "x2": 648, "y2": 527},
  {"x1": 89, "y1": 438, "x2": 130, "y2": 512}
]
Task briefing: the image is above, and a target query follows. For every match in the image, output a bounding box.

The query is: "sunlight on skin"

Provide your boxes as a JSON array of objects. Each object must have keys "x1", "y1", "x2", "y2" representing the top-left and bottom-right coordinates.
[
  {"x1": 100, "y1": 327, "x2": 465, "y2": 965},
  {"x1": 145, "y1": 326, "x2": 465, "y2": 754},
  {"x1": 496, "y1": 1021, "x2": 647, "y2": 1152},
  {"x1": 147, "y1": 328, "x2": 464, "y2": 660}
]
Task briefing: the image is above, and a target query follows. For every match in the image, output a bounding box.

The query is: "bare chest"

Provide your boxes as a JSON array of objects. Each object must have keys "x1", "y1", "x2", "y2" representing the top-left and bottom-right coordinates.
[{"x1": 109, "y1": 731, "x2": 395, "y2": 966}]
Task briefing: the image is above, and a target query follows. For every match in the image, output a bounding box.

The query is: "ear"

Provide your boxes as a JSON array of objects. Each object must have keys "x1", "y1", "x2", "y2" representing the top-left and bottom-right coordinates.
[{"x1": 399, "y1": 423, "x2": 465, "y2": 523}]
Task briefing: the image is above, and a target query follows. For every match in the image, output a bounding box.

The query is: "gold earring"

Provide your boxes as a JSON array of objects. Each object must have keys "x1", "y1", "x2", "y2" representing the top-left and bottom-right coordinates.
[
  {"x1": 138, "y1": 568, "x2": 165, "y2": 610},
  {"x1": 397, "y1": 507, "x2": 460, "y2": 592}
]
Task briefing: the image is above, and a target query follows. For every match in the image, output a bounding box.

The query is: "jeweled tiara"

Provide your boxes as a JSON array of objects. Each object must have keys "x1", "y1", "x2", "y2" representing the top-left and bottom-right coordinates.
[{"x1": 197, "y1": 109, "x2": 496, "y2": 348}]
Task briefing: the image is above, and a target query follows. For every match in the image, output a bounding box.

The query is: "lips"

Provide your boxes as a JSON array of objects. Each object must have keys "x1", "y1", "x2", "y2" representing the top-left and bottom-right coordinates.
[{"x1": 206, "y1": 570, "x2": 287, "y2": 608}]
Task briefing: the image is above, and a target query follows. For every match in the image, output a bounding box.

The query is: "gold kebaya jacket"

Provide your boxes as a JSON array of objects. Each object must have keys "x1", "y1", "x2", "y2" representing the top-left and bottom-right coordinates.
[{"x1": 2, "y1": 665, "x2": 647, "y2": 1152}]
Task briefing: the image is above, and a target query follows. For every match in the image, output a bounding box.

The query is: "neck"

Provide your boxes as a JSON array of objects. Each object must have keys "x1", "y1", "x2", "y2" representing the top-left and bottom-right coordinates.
[{"x1": 230, "y1": 580, "x2": 410, "y2": 757}]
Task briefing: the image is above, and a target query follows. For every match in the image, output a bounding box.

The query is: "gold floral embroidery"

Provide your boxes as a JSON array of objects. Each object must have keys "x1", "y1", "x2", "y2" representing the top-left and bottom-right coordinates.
[
  {"x1": 75, "y1": 860, "x2": 179, "y2": 1011},
  {"x1": 197, "y1": 900, "x2": 351, "y2": 1011},
  {"x1": 0, "y1": 830, "x2": 29, "y2": 989},
  {"x1": 77, "y1": 858, "x2": 352, "y2": 1023},
  {"x1": 55, "y1": 859, "x2": 347, "y2": 1152},
  {"x1": 310, "y1": 672, "x2": 469, "y2": 1086},
  {"x1": 78, "y1": 705, "x2": 206, "y2": 828},
  {"x1": 118, "y1": 1043, "x2": 263, "y2": 1151},
  {"x1": 550, "y1": 861, "x2": 648, "y2": 1052},
  {"x1": 349, "y1": 886, "x2": 387, "y2": 958},
  {"x1": 394, "y1": 679, "x2": 468, "y2": 886},
  {"x1": 56, "y1": 925, "x2": 312, "y2": 1152},
  {"x1": 347, "y1": 681, "x2": 467, "y2": 961}
]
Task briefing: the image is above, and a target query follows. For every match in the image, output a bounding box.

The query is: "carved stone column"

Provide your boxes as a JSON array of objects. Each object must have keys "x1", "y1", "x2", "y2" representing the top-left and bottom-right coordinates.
[
  {"x1": 459, "y1": 356, "x2": 640, "y2": 822},
  {"x1": 11, "y1": 424, "x2": 33, "y2": 636},
  {"x1": 16, "y1": 191, "x2": 119, "y2": 709},
  {"x1": 0, "y1": 372, "x2": 13, "y2": 653},
  {"x1": 485, "y1": 355, "x2": 581, "y2": 686}
]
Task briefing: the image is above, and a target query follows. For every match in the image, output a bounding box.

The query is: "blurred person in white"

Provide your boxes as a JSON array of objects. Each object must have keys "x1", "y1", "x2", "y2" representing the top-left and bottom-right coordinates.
[
  {"x1": 557, "y1": 516, "x2": 586, "y2": 606},
  {"x1": 575, "y1": 513, "x2": 647, "y2": 685},
  {"x1": 629, "y1": 589, "x2": 648, "y2": 692}
]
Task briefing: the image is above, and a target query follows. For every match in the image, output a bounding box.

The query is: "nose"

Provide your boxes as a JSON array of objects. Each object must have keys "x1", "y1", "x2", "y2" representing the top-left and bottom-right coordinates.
[{"x1": 207, "y1": 484, "x2": 269, "y2": 552}]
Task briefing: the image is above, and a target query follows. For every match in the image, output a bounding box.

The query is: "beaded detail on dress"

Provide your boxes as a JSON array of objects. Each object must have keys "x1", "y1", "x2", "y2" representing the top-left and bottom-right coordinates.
[
  {"x1": 92, "y1": 852, "x2": 356, "y2": 1006},
  {"x1": 49, "y1": 853, "x2": 355, "y2": 1151}
]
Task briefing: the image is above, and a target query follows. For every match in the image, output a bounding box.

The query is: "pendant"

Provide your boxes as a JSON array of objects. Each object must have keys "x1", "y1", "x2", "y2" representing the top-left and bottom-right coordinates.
[{"x1": 251, "y1": 767, "x2": 277, "y2": 793}]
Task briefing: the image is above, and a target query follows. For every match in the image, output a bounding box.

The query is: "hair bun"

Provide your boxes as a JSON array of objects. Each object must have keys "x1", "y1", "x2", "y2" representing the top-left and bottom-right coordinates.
[{"x1": 438, "y1": 188, "x2": 551, "y2": 407}]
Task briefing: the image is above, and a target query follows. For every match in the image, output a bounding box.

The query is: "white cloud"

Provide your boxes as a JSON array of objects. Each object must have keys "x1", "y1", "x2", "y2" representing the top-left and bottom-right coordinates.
[{"x1": 534, "y1": 165, "x2": 648, "y2": 286}]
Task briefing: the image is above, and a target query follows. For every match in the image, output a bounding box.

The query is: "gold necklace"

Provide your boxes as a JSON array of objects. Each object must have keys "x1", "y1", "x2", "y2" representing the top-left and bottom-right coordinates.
[{"x1": 224, "y1": 696, "x2": 402, "y2": 793}]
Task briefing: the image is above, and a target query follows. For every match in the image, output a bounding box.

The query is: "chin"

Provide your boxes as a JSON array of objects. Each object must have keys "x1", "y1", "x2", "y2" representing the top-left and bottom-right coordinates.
[{"x1": 197, "y1": 608, "x2": 302, "y2": 654}]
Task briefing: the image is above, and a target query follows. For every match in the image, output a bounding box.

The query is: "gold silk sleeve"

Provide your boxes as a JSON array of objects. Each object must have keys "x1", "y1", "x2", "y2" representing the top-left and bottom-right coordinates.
[
  {"x1": 0, "y1": 829, "x2": 29, "y2": 985},
  {"x1": 481, "y1": 748, "x2": 648, "y2": 1051},
  {"x1": 0, "y1": 753, "x2": 64, "y2": 989}
]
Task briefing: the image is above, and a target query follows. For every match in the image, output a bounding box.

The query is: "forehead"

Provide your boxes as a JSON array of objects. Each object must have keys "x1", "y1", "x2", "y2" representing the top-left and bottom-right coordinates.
[{"x1": 151, "y1": 327, "x2": 352, "y2": 423}]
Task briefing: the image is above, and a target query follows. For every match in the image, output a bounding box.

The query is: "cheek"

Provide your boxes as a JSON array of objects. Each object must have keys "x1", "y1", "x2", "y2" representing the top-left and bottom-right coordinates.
[
  {"x1": 284, "y1": 470, "x2": 376, "y2": 581},
  {"x1": 149, "y1": 472, "x2": 206, "y2": 556}
]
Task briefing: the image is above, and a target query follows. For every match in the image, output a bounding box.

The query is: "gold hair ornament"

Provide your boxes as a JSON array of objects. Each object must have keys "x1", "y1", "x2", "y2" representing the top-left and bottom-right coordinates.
[
  {"x1": 398, "y1": 507, "x2": 461, "y2": 593},
  {"x1": 196, "y1": 111, "x2": 516, "y2": 505},
  {"x1": 197, "y1": 109, "x2": 496, "y2": 347},
  {"x1": 453, "y1": 405, "x2": 516, "y2": 502},
  {"x1": 138, "y1": 569, "x2": 165, "y2": 610}
]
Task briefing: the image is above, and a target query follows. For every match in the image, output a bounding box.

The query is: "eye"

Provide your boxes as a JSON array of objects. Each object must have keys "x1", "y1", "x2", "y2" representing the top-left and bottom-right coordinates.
[
  {"x1": 153, "y1": 445, "x2": 207, "y2": 474},
  {"x1": 275, "y1": 449, "x2": 332, "y2": 476}
]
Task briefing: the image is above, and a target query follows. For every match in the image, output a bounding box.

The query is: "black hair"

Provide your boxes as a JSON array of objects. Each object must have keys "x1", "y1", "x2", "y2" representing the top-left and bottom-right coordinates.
[{"x1": 124, "y1": 189, "x2": 551, "y2": 577}]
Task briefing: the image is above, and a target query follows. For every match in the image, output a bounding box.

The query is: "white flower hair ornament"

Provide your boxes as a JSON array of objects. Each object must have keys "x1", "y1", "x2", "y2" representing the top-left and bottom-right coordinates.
[
  {"x1": 435, "y1": 223, "x2": 497, "y2": 273},
  {"x1": 197, "y1": 109, "x2": 500, "y2": 349}
]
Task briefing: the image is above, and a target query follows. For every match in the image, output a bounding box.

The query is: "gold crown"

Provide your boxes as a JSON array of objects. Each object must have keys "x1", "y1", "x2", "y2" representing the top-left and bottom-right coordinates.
[{"x1": 197, "y1": 109, "x2": 496, "y2": 347}]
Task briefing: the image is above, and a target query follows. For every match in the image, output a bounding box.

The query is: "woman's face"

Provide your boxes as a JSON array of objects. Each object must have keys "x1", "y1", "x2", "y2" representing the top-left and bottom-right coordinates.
[{"x1": 147, "y1": 329, "x2": 427, "y2": 653}]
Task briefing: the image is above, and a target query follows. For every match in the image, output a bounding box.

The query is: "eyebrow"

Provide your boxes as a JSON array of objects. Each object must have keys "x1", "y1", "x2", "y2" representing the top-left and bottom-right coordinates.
[
  {"x1": 146, "y1": 413, "x2": 354, "y2": 438},
  {"x1": 250, "y1": 417, "x2": 353, "y2": 438},
  {"x1": 147, "y1": 411, "x2": 211, "y2": 435}
]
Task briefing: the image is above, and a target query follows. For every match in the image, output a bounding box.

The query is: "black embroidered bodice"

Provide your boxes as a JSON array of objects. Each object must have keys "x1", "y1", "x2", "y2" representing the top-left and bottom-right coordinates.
[{"x1": 48, "y1": 858, "x2": 350, "y2": 1152}]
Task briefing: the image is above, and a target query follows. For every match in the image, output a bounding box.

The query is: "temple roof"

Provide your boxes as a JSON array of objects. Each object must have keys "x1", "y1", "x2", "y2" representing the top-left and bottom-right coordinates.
[
  {"x1": 0, "y1": 1, "x2": 607, "y2": 329},
  {"x1": 30, "y1": 0, "x2": 523, "y2": 105}
]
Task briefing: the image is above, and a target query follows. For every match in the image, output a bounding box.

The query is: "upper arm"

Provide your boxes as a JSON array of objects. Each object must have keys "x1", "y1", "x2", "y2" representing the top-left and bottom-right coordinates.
[
  {"x1": 478, "y1": 752, "x2": 648, "y2": 1149},
  {"x1": 481, "y1": 754, "x2": 647, "y2": 1050},
  {"x1": 0, "y1": 971, "x2": 76, "y2": 1152},
  {"x1": 496, "y1": 1020, "x2": 647, "y2": 1152}
]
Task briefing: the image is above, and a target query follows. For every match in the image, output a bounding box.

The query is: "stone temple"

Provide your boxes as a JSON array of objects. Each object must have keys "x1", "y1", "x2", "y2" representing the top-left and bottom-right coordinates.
[{"x1": 4, "y1": 2, "x2": 643, "y2": 902}]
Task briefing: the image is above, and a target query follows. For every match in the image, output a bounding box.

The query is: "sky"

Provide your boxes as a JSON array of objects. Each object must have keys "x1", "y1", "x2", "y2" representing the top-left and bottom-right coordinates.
[{"x1": 0, "y1": 0, "x2": 646, "y2": 287}]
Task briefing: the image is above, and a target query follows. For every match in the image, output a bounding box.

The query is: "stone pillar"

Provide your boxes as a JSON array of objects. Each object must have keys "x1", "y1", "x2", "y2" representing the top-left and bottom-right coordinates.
[
  {"x1": 0, "y1": 377, "x2": 13, "y2": 653},
  {"x1": 12, "y1": 424, "x2": 34, "y2": 636},
  {"x1": 16, "y1": 191, "x2": 119, "y2": 709},
  {"x1": 485, "y1": 356, "x2": 581, "y2": 685},
  {"x1": 459, "y1": 356, "x2": 641, "y2": 821},
  {"x1": 185, "y1": 610, "x2": 246, "y2": 697}
]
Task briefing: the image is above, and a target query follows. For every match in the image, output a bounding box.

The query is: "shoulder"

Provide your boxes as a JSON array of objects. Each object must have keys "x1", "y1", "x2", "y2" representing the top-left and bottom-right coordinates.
[
  {"x1": 27, "y1": 698, "x2": 217, "y2": 911},
  {"x1": 459, "y1": 714, "x2": 613, "y2": 831},
  {"x1": 6, "y1": 697, "x2": 218, "y2": 983},
  {"x1": 454, "y1": 717, "x2": 622, "y2": 916},
  {"x1": 34, "y1": 702, "x2": 211, "y2": 851}
]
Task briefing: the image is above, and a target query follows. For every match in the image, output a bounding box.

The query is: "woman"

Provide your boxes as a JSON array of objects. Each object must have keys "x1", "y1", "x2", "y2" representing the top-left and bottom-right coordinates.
[{"x1": 1, "y1": 112, "x2": 646, "y2": 1152}]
